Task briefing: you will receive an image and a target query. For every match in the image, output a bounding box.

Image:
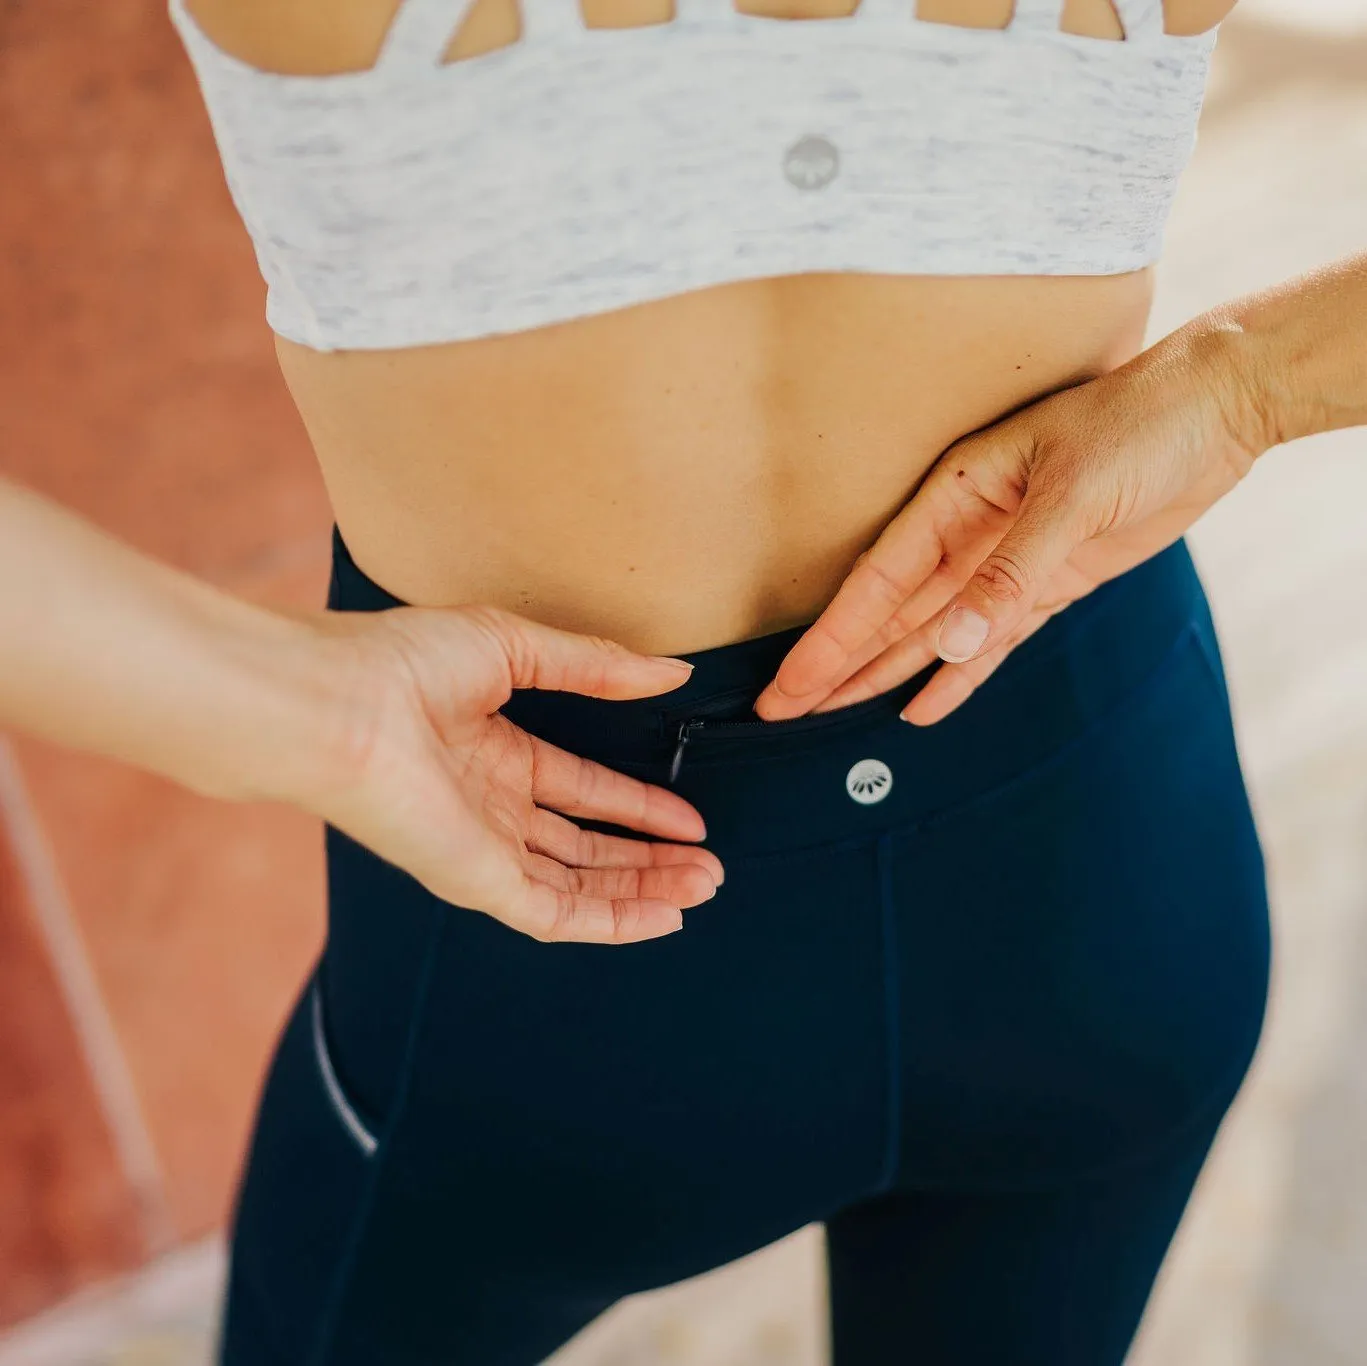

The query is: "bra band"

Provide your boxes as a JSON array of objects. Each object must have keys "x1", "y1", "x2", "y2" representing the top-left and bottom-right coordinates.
[{"x1": 168, "y1": 0, "x2": 1215, "y2": 351}]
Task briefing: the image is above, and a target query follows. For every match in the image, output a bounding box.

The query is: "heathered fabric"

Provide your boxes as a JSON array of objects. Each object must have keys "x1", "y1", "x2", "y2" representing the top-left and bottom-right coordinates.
[{"x1": 168, "y1": 0, "x2": 1220, "y2": 352}]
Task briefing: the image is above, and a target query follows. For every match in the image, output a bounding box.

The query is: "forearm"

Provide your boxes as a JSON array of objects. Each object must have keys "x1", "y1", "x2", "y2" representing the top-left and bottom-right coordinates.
[
  {"x1": 1189, "y1": 250, "x2": 1367, "y2": 453},
  {"x1": 0, "y1": 476, "x2": 339, "y2": 803}
]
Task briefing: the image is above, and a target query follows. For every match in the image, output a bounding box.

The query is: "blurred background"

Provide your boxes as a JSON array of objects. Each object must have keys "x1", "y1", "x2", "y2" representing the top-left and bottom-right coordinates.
[{"x1": 0, "y1": 0, "x2": 1364, "y2": 1361}]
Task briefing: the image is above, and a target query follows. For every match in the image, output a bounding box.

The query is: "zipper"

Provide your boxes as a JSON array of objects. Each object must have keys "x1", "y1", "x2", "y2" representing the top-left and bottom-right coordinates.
[
  {"x1": 667, "y1": 688, "x2": 904, "y2": 784},
  {"x1": 669, "y1": 714, "x2": 773, "y2": 783},
  {"x1": 664, "y1": 685, "x2": 768, "y2": 783}
]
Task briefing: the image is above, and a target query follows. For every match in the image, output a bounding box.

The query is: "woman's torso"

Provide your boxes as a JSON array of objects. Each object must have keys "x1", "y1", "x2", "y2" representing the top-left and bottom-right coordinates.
[{"x1": 189, "y1": 0, "x2": 1238, "y2": 656}]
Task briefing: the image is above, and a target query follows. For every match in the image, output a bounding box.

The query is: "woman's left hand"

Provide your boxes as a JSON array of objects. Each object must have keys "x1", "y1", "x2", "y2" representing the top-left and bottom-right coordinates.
[{"x1": 754, "y1": 317, "x2": 1274, "y2": 727}]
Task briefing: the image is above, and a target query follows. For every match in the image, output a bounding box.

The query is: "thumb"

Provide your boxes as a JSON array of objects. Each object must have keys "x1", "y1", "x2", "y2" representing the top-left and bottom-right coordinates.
[
  {"x1": 935, "y1": 480, "x2": 1089, "y2": 664},
  {"x1": 475, "y1": 608, "x2": 695, "y2": 700}
]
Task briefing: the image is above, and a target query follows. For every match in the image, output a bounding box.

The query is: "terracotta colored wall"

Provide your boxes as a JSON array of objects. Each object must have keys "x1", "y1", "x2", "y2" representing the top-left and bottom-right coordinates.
[{"x1": 0, "y1": 0, "x2": 332, "y2": 1326}]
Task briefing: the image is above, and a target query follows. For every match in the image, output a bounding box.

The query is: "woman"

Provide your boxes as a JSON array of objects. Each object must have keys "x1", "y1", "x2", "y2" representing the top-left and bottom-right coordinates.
[{"x1": 3, "y1": 0, "x2": 1364, "y2": 1361}]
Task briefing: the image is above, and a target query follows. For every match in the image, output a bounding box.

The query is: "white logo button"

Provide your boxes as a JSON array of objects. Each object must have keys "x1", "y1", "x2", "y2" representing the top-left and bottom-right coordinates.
[
  {"x1": 846, "y1": 758, "x2": 893, "y2": 805},
  {"x1": 783, "y1": 134, "x2": 840, "y2": 191}
]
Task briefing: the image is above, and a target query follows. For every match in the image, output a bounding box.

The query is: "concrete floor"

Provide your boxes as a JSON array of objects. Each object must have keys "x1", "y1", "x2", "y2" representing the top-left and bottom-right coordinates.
[{"x1": 2, "y1": 0, "x2": 1364, "y2": 1361}]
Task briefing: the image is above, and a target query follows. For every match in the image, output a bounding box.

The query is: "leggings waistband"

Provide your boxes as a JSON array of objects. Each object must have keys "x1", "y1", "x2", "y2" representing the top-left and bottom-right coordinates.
[
  {"x1": 327, "y1": 526, "x2": 1212, "y2": 831},
  {"x1": 328, "y1": 526, "x2": 943, "y2": 761}
]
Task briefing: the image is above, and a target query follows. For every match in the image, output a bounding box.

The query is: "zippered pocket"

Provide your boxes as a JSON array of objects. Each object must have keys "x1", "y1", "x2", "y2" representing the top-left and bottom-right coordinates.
[{"x1": 665, "y1": 680, "x2": 923, "y2": 782}]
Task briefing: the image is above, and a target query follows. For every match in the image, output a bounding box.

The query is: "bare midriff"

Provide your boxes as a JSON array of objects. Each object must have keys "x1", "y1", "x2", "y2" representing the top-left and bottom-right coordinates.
[
  {"x1": 279, "y1": 270, "x2": 1154, "y2": 654},
  {"x1": 191, "y1": 0, "x2": 1236, "y2": 656}
]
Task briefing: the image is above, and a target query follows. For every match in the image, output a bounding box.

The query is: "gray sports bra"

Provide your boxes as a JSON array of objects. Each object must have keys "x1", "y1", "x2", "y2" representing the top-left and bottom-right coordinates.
[{"x1": 168, "y1": 0, "x2": 1221, "y2": 352}]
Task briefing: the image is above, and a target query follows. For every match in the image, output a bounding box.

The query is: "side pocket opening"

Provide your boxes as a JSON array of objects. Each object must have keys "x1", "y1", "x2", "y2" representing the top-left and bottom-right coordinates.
[{"x1": 311, "y1": 980, "x2": 379, "y2": 1157}]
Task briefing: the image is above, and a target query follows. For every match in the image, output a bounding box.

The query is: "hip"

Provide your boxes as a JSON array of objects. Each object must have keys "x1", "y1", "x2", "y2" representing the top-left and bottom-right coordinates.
[{"x1": 319, "y1": 530, "x2": 1271, "y2": 1151}]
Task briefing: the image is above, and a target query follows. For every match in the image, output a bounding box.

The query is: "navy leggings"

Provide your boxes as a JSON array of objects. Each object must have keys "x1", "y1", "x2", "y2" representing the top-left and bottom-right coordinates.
[{"x1": 220, "y1": 529, "x2": 1271, "y2": 1366}]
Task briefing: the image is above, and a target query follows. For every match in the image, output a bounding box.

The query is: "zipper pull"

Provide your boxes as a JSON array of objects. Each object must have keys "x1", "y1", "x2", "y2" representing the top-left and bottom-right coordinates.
[{"x1": 669, "y1": 719, "x2": 699, "y2": 784}]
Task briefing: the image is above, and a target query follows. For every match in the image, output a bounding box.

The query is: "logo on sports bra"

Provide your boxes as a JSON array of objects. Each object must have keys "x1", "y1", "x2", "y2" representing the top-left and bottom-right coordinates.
[{"x1": 783, "y1": 135, "x2": 840, "y2": 191}]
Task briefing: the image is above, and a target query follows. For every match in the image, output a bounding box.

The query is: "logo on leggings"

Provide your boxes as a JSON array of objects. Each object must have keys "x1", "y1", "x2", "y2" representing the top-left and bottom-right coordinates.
[
  {"x1": 783, "y1": 134, "x2": 840, "y2": 190},
  {"x1": 846, "y1": 758, "x2": 893, "y2": 805}
]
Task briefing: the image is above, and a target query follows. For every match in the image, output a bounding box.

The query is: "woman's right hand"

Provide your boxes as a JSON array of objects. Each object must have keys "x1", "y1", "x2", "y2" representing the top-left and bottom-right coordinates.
[
  {"x1": 0, "y1": 478, "x2": 717, "y2": 944},
  {"x1": 294, "y1": 603, "x2": 723, "y2": 945}
]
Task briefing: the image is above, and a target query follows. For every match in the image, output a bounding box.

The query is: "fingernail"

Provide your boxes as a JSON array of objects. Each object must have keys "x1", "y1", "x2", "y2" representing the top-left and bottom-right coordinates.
[
  {"x1": 652, "y1": 656, "x2": 694, "y2": 672},
  {"x1": 937, "y1": 607, "x2": 989, "y2": 663}
]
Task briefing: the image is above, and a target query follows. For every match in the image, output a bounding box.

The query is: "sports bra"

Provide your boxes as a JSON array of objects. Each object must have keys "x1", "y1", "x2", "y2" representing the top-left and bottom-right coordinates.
[{"x1": 167, "y1": 0, "x2": 1221, "y2": 353}]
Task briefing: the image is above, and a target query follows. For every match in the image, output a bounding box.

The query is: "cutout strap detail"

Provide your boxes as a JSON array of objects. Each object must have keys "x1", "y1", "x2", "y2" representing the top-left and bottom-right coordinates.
[
  {"x1": 1111, "y1": 0, "x2": 1165, "y2": 41},
  {"x1": 520, "y1": 0, "x2": 589, "y2": 41},
  {"x1": 855, "y1": 1, "x2": 916, "y2": 24},
  {"x1": 378, "y1": 0, "x2": 586, "y2": 75},
  {"x1": 375, "y1": 0, "x2": 477, "y2": 71},
  {"x1": 1008, "y1": 0, "x2": 1068, "y2": 33},
  {"x1": 376, "y1": 0, "x2": 1164, "y2": 60}
]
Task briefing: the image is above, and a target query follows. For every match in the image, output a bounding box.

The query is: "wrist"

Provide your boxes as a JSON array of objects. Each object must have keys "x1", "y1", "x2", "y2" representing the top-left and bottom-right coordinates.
[
  {"x1": 1182, "y1": 253, "x2": 1367, "y2": 453},
  {"x1": 176, "y1": 595, "x2": 369, "y2": 809},
  {"x1": 1165, "y1": 310, "x2": 1286, "y2": 463},
  {"x1": 0, "y1": 480, "x2": 379, "y2": 811}
]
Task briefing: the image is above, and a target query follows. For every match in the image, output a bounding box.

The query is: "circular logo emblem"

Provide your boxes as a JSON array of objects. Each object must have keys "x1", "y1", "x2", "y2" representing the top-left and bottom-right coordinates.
[
  {"x1": 783, "y1": 134, "x2": 840, "y2": 191},
  {"x1": 846, "y1": 758, "x2": 893, "y2": 806}
]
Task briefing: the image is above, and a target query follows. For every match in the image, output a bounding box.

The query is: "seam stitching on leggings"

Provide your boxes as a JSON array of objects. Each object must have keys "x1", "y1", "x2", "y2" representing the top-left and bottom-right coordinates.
[
  {"x1": 306, "y1": 908, "x2": 446, "y2": 1366},
  {"x1": 875, "y1": 831, "x2": 903, "y2": 1195},
  {"x1": 1188, "y1": 609, "x2": 1235, "y2": 713}
]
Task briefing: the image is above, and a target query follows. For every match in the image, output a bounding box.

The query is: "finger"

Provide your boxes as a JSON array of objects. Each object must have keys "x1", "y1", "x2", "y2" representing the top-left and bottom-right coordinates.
[
  {"x1": 520, "y1": 845, "x2": 718, "y2": 909},
  {"x1": 526, "y1": 806, "x2": 724, "y2": 886},
  {"x1": 797, "y1": 556, "x2": 1000, "y2": 714},
  {"x1": 904, "y1": 604, "x2": 1058, "y2": 726},
  {"x1": 527, "y1": 733, "x2": 709, "y2": 843},
  {"x1": 470, "y1": 605, "x2": 698, "y2": 701},
  {"x1": 807, "y1": 615, "x2": 944, "y2": 714},
  {"x1": 755, "y1": 439, "x2": 1026, "y2": 719},
  {"x1": 760, "y1": 562, "x2": 962, "y2": 718},
  {"x1": 933, "y1": 477, "x2": 1092, "y2": 666},
  {"x1": 411, "y1": 830, "x2": 690, "y2": 945},
  {"x1": 819, "y1": 561, "x2": 1092, "y2": 715},
  {"x1": 508, "y1": 872, "x2": 688, "y2": 945},
  {"x1": 759, "y1": 503, "x2": 1011, "y2": 718},
  {"x1": 755, "y1": 511, "x2": 951, "y2": 718}
]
